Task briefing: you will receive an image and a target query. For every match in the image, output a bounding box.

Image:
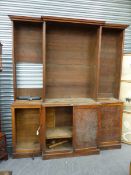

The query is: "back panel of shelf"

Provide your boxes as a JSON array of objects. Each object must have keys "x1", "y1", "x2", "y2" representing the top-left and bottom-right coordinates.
[{"x1": 45, "y1": 22, "x2": 101, "y2": 99}]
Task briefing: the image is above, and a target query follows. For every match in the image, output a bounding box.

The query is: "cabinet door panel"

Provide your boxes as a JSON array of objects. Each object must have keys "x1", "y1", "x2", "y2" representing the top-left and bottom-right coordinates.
[
  {"x1": 100, "y1": 105, "x2": 122, "y2": 143},
  {"x1": 73, "y1": 107, "x2": 98, "y2": 150}
]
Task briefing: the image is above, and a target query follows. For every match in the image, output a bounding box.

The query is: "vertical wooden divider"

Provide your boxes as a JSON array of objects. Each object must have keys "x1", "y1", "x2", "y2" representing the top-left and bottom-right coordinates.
[
  {"x1": 43, "y1": 21, "x2": 46, "y2": 100},
  {"x1": 115, "y1": 30, "x2": 124, "y2": 99},
  {"x1": 95, "y1": 26, "x2": 102, "y2": 99},
  {"x1": 72, "y1": 106, "x2": 75, "y2": 151},
  {"x1": 11, "y1": 107, "x2": 16, "y2": 152},
  {"x1": 42, "y1": 21, "x2": 46, "y2": 155},
  {"x1": 12, "y1": 22, "x2": 16, "y2": 101},
  {"x1": 40, "y1": 106, "x2": 46, "y2": 153}
]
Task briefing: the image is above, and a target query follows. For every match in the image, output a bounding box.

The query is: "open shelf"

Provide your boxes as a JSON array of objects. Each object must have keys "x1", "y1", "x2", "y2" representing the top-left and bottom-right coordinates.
[
  {"x1": 43, "y1": 98, "x2": 98, "y2": 106},
  {"x1": 13, "y1": 21, "x2": 43, "y2": 99},
  {"x1": 45, "y1": 106, "x2": 73, "y2": 152},
  {"x1": 97, "y1": 98, "x2": 122, "y2": 104},
  {"x1": 98, "y1": 28, "x2": 123, "y2": 99}
]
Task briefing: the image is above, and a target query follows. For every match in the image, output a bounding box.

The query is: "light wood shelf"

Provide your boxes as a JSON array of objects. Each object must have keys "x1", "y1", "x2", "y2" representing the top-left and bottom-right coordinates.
[{"x1": 46, "y1": 127, "x2": 72, "y2": 139}]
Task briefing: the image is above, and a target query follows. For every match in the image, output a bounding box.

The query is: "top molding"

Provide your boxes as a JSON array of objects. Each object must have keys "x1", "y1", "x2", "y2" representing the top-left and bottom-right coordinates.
[
  {"x1": 103, "y1": 23, "x2": 129, "y2": 29},
  {"x1": 9, "y1": 15, "x2": 129, "y2": 29},
  {"x1": 41, "y1": 16, "x2": 105, "y2": 25},
  {"x1": 9, "y1": 15, "x2": 42, "y2": 22}
]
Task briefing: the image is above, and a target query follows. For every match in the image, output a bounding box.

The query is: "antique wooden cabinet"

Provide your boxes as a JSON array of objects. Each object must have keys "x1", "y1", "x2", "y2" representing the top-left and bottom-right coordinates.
[{"x1": 10, "y1": 15, "x2": 128, "y2": 159}]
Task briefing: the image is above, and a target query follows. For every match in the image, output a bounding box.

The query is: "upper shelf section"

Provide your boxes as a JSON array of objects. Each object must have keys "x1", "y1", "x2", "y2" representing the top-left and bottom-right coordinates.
[{"x1": 9, "y1": 15, "x2": 129, "y2": 101}]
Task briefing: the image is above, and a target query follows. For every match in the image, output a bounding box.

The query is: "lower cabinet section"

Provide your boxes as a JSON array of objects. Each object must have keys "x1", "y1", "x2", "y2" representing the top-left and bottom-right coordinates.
[{"x1": 11, "y1": 100, "x2": 123, "y2": 159}]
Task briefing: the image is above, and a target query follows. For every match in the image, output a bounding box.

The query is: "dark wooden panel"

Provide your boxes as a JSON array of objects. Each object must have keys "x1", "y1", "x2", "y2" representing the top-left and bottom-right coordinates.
[
  {"x1": 16, "y1": 88, "x2": 43, "y2": 98},
  {"x1": 46, "y1": 64, "x2": 90, "y2": 86},
  {"x1": 14, "y1": 21, "x2": 42, "y2": 63},
  {"x1": 46, "y1": 86, "x2": 89, "y2": 98},
  {"x1": 100, "y1": 105, "x2": 122, "y2": 143},
  {"x1": 98, "y1": 28, "x2": 123, "y2": 98},
  {"x1": 16, "y1": 108, "x2": 40, "y2": 150},
  {"x1": 73, "y1": 107, "x2": 98, "y2": 149},
  {"x1": 46, "y1": 23, "x2": 98, "y2": 98},
  {"x1": 100, "y1": 128, "x2": 120, "y2": 142},
  {"x1": 55, "y1": 107, "x2": 72, "y2": 127}
]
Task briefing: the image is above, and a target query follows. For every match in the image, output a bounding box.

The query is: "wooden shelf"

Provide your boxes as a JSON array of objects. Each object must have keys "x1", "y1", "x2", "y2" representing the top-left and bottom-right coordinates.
[
  {"x1": 97, "y1": 98, "x2": 123, "y2": 104},
  {"x1": 43, "y1": 98, "x2": 99, "y2": 106},
  {"x1": 46, "y1": 127, "x2": 72, "y2": 139},
  {"x1": 12, "y1": 100, "x2": 42, "y2": 108}
]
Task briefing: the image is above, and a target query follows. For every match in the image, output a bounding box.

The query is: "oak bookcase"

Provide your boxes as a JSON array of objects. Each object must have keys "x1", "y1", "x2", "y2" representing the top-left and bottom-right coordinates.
[{"x1": 9, "y1": 15, "x2": 128, "y2": 159}]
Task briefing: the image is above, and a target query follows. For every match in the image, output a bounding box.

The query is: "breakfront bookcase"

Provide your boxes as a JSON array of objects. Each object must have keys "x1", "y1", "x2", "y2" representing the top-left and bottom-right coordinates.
[{"x1": 9, "y1": 15, "x2": 128, "y2": 159}]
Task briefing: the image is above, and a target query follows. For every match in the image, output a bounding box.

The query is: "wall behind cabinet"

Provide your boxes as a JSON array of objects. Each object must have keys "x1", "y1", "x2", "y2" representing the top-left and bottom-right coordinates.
[{"x1": 0, "y1": 0, "x2": 131, "y2": 152}]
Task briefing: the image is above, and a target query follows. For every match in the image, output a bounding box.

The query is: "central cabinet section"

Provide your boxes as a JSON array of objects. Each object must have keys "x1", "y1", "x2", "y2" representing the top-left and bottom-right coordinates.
[{"x1": 42, "y1": 101, "x2": 100, "y2": 159}]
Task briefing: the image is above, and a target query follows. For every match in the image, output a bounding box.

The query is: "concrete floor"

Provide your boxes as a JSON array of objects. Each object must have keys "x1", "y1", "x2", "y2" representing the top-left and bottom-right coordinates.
[{"x1": 0, "y1": 144, "x2": 131, "y2": 175}]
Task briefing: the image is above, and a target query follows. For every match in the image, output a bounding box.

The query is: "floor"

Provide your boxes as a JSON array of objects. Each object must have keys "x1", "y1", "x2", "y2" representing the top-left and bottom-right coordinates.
[{"x1": 0, "y1": 144, "x2": 131, "y2": 175}]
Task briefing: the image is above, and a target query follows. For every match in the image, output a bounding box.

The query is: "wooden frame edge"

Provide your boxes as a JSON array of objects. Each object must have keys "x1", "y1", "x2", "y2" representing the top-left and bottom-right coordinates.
[
  {"x1": 41, "y1": 16, "x2": 105, "y2": 25},
  {"x1": 8, "y1": 15, "x2": 42, "y2": 22}
]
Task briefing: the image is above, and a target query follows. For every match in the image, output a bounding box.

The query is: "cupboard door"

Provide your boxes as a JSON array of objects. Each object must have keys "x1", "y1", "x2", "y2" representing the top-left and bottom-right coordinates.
[
  {"x1": 100, "y1": 104, "x2": 123, "y2": 148},
  {"x1": 73, "y1": 106, "x2": 99, "y2": 152}
]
